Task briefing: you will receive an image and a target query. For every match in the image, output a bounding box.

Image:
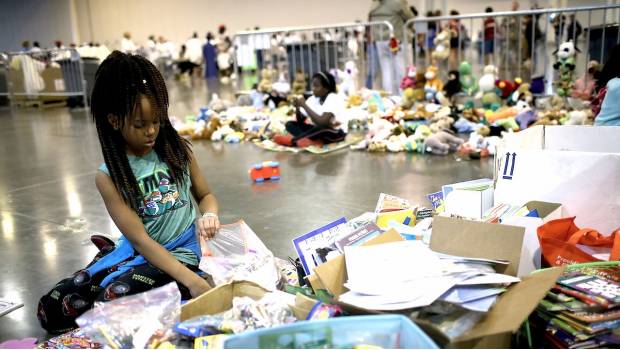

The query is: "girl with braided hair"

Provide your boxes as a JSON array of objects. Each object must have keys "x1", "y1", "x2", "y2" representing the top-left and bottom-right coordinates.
[{"x1": 37, "y1": 51, "x2": 219, "y2": 334}]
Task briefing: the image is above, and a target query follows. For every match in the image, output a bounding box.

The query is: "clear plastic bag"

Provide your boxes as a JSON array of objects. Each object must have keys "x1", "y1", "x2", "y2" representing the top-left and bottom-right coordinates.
[
  {"x1": 76, "y1": 282, "x2": 181, "y2": 349},
  {"x1": 199, "y1": 220, "x2": 281, "y2": 290}
]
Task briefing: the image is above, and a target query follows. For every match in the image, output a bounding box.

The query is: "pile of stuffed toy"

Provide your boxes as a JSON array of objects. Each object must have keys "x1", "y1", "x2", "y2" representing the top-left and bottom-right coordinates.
[{"x1": 172, "y1": 41, "x2": 595, "y2": 158}]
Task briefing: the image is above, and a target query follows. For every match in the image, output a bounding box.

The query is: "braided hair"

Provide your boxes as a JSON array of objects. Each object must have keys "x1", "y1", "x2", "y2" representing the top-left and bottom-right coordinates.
[{"x1": 91, "y1": 50, "x2": 192, "y2": 211}]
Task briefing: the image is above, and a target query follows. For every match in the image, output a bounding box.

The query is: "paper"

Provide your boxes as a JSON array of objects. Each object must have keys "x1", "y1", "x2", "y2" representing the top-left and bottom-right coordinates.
[
  {"x1": 457, "y1": 273, "x2": 521, "y2": 286},
  {"x1": 292, "y1": 217, "x2": 348, "y2": 275},
  {"x1": 374, "y1": 193, "x2": 412, "y2": 214},
  {"x1": 376, "y1": 208, "x2": 415, "y2": 229},
  {"x1": 0, "y1": 298, "x2": 23, "y2": 317},
  {"x1": 460, "y1": 294, "x2": 500, "y2": 312},
  {"x1": 335, "y1": 222, "x2": 382, "y2": 252},
  {"x1": 440, "y1": 286, "x2": 506, "y2": 304}
]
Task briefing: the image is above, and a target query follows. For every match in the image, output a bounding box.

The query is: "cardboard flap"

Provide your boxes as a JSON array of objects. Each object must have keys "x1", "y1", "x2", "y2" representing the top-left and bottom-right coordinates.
[
  {"x1": 430, "y1": 216, "x2": 525, "y2": 276},
  {"x1": 293, "y1": 293, "x2": 318, "y2": 320},
  {"x1": 180, "y1": 281, "x2": 267, "y2": 321},
  {"x1": 314, "y1": 229, "x2": 403, "y2": 297},
  {"x1": 457, "y1": 267, "x2": 564, "y2": 341},
  {"x1": 523, "y1": 201, "x2": 562, "y2": 219}
]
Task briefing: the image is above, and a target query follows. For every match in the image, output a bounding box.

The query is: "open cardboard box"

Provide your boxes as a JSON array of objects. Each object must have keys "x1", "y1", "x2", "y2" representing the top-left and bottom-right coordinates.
[
  {"x1": 311, "y1": 218, "x2": 563, "y2": 348},
  {"x1": 181, "y1": 280, "x2": 317, "y2": 322}
]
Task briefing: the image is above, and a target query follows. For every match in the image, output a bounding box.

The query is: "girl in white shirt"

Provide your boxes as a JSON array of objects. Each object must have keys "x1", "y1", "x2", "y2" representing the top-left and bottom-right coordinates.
[{"x1": 274, "y1": 71, "x2": 347, "y2": 147}]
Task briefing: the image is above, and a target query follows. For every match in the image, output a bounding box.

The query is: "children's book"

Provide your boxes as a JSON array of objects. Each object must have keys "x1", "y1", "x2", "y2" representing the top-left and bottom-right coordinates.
[{"x1": 558, "y1": 275, "x2": 620, "y2": 304}]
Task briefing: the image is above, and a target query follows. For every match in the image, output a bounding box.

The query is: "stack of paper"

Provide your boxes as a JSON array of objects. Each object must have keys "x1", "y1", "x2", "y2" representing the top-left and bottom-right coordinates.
[{"x1": 339, "y1": 242, "x2": 520, "y2": 312}]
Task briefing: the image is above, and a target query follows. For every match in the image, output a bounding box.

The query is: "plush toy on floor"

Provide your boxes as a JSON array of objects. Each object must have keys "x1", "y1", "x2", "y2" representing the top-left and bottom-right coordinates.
[
  {"x1": 553, "y1": 41, "x2": 580, "y2": 97},
  {"x1": 514, "y1": 100, "x2": 537, "y2": 129},
  {"x1": 432, "y1": 29, "x2": 451, "y2": 61},
  {"x1": 339, "y1": 60, "x2": 358, "y2": 97},
  {"x1": 443, "y1": 70, "x2": 461, "y2": 100},
  {"x1": 401, "y1": 65, "x2": 417, "y2": 90},
  {"x1": 291, "y1": 70, "x2": 307, "y2": 96},
  {"x1": 258, "y1": 68, "x2": 274, "y2": 93},
  {"x1": 424, "y1": 130, "x2": 463, "y2": 155},
  {"x1": 459, "y1": 61, "x2": 477, "y2": 96},
  {"x1": 424, "y1": 66, "x2": 443, "y2": 102},
  {"x1": 496, "y1": 78, "x2": 522, "y2": 99}
]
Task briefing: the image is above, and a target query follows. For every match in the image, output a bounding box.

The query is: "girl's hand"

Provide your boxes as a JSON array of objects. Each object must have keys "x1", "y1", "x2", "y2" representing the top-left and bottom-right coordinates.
[
  {"x1": 197, "y1": 212, "x2": 220, "y2": 240},
  {"x1": 188, "y1": 277, "x2": 212, "y2": 298},
  {"x1": 293, "y1": 96, "x2": 306, "y2": 108}
]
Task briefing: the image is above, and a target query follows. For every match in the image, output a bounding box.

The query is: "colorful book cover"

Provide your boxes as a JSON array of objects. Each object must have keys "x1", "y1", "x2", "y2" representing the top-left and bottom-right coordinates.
[
  {"x1": 292, "y1": 217, "x2": 348, "y2": 275},
  {"x1": 335, "y1": 223, "x2": 382, "y2": 253},
  {"x1": 553, "y1": 285, "x2": 611, "y2": 309},
  {"x1": 563, "y1": 308, "x2": 620, "y2": 323},
  {"x1": 559, "y1": 275, "x2": 620, "y2": 304}
]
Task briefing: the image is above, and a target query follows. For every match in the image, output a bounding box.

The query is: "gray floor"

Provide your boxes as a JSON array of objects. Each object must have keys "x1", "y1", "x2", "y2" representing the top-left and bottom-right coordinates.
[{"x1": 0, "y1": 77, "x2": 493, "y2": 341}]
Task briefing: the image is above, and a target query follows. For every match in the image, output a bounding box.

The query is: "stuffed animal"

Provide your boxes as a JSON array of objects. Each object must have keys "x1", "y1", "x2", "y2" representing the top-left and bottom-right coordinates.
[
  {"x1": 510, "y1": 82, "x2": 533, "y2": 105},
  {"x1": 272, "y1": 72, "x2": 291, "y2": 97},
  {"x1": 496, "y1": 77, "x2": 522, "y2": 99},
  {"x1": 495, "y1": 117, "x2": 519, "y2": 132},
  {"x1": 563, "y1": 110, "x2": 588, "y2": 125},
  {"x1": 424, "y1": 66, "x2": 443, "y2": 102},
  {"x1": 401, "y1": 88, "x2": 416, "y2": 109},
  {"x1": 209, "y1": 93, "x2": 232, "y2": 113},
  {"x1": 424, "y1": 131, "x2": 463, "y2": 155},
  {"x1": 553, "y1": 41, "x2": 580, "y2": 97},
  {"x1": 478, "y1": 65, "x2": 501, "y2": 110},
  {"x1": 291, "y1": 70, "x2": 307, "y2": 95},
  {"x1": 412, "y1": 71, "x2": 426, "y2": 101},
  {"x1": 485, "y1": 107, "x2": 518, "y2": 123},
  {"x1": 401, "y1": 65, "x2": 417, "y2": 90},
  {"x1": 432, "y1": 29, "x2": 451, "y2": 61},
  {"x1": 257, "y1": 68, "x2": 274, "y2": 93},
  {"x1": 339, "y1": 60, "x2": 358, "y2": 96},
  {"x1": 347, "y1": 94, "x2": 363, "y2": 108},
  {"x1": 514, "y1": 100, "x2": 537, "y2": 129},
  {"x1": 459, "y1": 61, "x2": 477, "y2": 96},
  {"x1": 444, "y1": 70, "x2": 461, "y2": 99}
]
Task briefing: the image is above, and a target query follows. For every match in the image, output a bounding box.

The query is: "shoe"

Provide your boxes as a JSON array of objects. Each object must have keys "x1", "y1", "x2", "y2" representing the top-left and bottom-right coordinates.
[
  {"x1": 273, "y1": 134, "x2": 293, "y2": 146},
  {"x1": 90, "y1": 235, "x2": 115, "y2": 252},
  {"x1": 296, "y1": 137, "x2": 323, "y2": 148}
]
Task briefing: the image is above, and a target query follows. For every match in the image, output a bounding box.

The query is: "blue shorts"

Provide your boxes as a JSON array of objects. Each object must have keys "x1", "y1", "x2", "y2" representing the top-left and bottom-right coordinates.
[{"x1": 484, "y1": 40, "x2": 495, "y2": 54}]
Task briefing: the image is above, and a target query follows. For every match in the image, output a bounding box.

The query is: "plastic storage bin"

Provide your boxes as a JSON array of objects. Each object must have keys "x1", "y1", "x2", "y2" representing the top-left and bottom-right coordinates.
[{"x1": 223, "y1": 315, "x2": 438, "y2": 349}]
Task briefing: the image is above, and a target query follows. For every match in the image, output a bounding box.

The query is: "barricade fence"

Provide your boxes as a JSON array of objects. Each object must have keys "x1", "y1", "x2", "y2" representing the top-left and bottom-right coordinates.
[
  {"x1": 0, "y1": 48, "x2": 89, "y2": 108},
  {"x1": 232, "y1": 21, "x2": 395, "y2": 94}
]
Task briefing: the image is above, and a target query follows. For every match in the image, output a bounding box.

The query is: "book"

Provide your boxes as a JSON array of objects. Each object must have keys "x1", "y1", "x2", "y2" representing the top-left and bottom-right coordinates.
[
  {"x1": 0, "y1": 298, "x2": 23, "y2": 317},
  {"x1": 559, "y1": 275, "x2": 620, "y2": 304},
  {"x1": 553, "y1": 285, "x2": 611, "y2": 309},
  {"x1": 563, "y1": 308, "x2": 620, "y2": 323},
  {"x1": 292, "y1": 217, "x2": 348, "y2": 275},
  {"x1": 335, "y1": 222, "x2": 382, "y2": 252}
]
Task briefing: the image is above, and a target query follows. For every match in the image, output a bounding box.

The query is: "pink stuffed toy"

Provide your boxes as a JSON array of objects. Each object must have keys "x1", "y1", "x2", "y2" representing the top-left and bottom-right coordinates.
[
  {"x1": 424, "y1": 131, "x2": 463, "y2": 155},
  {"x1": 400, "y1": 65, "x2": 417, "y2": 90}
]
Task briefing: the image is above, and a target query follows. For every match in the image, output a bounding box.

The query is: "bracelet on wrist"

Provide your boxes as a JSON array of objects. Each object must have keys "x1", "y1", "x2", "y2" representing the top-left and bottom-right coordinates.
[{"x1": 202, "y1": 212, "x2": 218, "y2": 219}]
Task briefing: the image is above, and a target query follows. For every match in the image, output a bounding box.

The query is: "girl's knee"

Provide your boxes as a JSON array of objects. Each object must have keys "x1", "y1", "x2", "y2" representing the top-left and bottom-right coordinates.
[{"x1": 96, "y1": 281, "x2": 132, "y2": 302}]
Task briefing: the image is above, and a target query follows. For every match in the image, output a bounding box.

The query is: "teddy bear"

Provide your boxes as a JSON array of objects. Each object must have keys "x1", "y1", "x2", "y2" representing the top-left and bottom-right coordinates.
[
  {"x1": 400, "y1": 65, "x2": 417, "y2": 90},
  {"x1": 209, "y1": 93, "x2": 232, "y2": 113},
  {"x1": 424, "y1": 130, "x2": 463, "y2": 155},
  {"x1": 459, "y1": 61, "x2": 477, "y2": 96},
  {"x1": 562, "y1": 110, "x2": 588, "y2": 125},
  {"x1": 553, "y1": 41, "x2": 580, "y2": 97},
  {"x1": 291, "y1": 70, "x2": 307, "y2": 96},
  {"x1": 510, "y1": 82, "x2": 533, "y2": 105},
  {"x1": 257, "y1": 68, "x2": 275, "y2": 94},
  {"x1": 432, "y1": 29, "x2": 451, "y2": 61},
  {"x1": 401, "y1": 88, "x2": 416, "y2": 110},
  {"x1": 496, "y1": 77, "x2": 522, "y2": 99},
  {"x1": 424, "y1": 66, "x2": 443, "y2": 102},
  {"x1": 338, "y1": 60, "x2": 358, "y2": 97},
  {"x1": 478, "y1": 65, "x2": 501, "y2": 110}
]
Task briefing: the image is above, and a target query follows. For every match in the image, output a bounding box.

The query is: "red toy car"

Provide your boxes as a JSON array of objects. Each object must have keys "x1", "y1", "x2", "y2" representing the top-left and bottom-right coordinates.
[{"x1": 249, "y1": 161, "x2": 280, "y2": 182}]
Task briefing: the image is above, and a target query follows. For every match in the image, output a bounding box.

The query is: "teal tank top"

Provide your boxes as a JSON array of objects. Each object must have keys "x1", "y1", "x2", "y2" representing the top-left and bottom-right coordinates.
[{"x1": 99, "y1": 150, "x2": 199, "y2": 265}]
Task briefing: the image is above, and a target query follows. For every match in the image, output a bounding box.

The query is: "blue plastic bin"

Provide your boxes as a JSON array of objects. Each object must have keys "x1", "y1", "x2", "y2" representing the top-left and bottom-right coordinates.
[{"x1": 223, "y1": 315, "x2": 438, "y2": 349}]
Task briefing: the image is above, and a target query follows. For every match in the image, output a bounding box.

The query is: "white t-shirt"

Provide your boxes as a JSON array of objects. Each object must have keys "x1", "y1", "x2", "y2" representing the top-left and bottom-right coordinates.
[{"x1": 301, "y1": 93, "x2": 347, "y2": 133}]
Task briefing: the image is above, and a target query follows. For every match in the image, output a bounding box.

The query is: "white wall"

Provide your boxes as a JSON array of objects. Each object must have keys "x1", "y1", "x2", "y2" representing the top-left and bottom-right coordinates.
[{"x1": 0, "y1": 0, "x2": 75, "y2": 51}]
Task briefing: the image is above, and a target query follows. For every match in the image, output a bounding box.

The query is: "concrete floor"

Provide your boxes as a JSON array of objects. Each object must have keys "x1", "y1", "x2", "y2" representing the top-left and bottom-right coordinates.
[{"x1": 0, "y1": 77, "x2": 493, "y2": 341}]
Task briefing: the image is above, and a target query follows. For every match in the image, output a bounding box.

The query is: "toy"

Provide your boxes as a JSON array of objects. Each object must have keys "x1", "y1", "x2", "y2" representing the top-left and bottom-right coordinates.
[
  {"x1": 339, "y1": 60, "x2": 358, "y2": 96},
  {"x1": 563, "y1": 110, "x2": 588, "y2": 125},
  {"x1": 514, "y1": 100, "x2": 537, "y2": 129},
  {"x1": 249, "y1": 161, "x2": 280, "y2": 182},
  {"x1": 485, "y1": 107, "x2": 518, "y2": 123},
  {"x1": 510, "y1": 82, "x2": 533, "y2": 105},
  {"x1": 401, "y1": 88, "x2": 416, "y2": 109},
  {"x1": 400, "y1": 65, "x2": 417, "y2": 90},
  {"x1": 258, "y1": 68, "x2": 274, "y2": 93},
  {"x1": 424, "y1": 131, "x2": 463, "y2": 155},
  {"x1": 424, "y1": 66, "x2": 443, "y2": 102},
  {"x1": 495, "y1": 117, "x2": 519, "y2": 132},
  {"x1": 272, "y1": 72, "x2": 291, "y2": 96},
  {"x1": 496, "y1": 77, "x2": 522, "y2": 99},
  {"x1": 459, "y1": 61, "x2": 477, "y2": 96},
  {"x1": 209, "y1": 93, "x2": 232, "y2": 113},
  {"x1": 192, "y1": 117, "x2": 221, "y2": 140},
  {"x1": 291, "y1": 70, "x2": 307, "y2": 95},
  {"x1": 443, "y1": 70, "x2": 461, "y2": 99},
  {"x1": 553, "y1": 41, "x2": 580, "y2": 97},
  {"x1": 478, "y1": 65, "x2": 501, "y2": 110},
  {"x1": 432, "y1": 29, "x2": 451, "y2": 61},
  {"x1": 347, "y1": 94, "x2": 363, "y2": 108}
]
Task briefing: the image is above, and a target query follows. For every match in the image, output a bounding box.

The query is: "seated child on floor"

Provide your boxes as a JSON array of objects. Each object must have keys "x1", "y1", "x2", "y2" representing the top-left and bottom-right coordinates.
[
  {"x1": 37, "y1": 51, "x2": 219, "y2": 334},
  {"x1": 274, "y1": 71, "x2": 347, "y2": 147}
]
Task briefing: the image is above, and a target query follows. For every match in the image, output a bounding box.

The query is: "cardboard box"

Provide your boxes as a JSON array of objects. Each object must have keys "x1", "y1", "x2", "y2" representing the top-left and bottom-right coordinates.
[
  {"x1": 495, "y1": 125, "x2": 620, "y2": 233},
  {"x1": 180, "y1": 281, "x2": 315, "y2": 322},
  {"x1": 501, "y1": 201, "x2": 562, "y2": 277},
  {"x1": 312, "y1": 216, "x2": 563, "y2": 348},
  {"x1": 443, "y1": 179, "x2": 494, "y2": 220}
]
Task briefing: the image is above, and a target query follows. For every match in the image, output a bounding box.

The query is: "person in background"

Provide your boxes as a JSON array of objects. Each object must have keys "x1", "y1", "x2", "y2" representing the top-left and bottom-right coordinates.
[
  {"x1": 21, "y1": 41, "x2": 31, "y2": 52},
  {"x1": 593, "y1": 45, "x2": 620, "y2": 125},
  {"x1": 448, "y1": 10, "x2": 461, "y2": 71},
  {"x1": 566, "y1": 14, "x2": 582, "y2": 43},
  {"x1": 273, "y1": 72, "x2": 347, "y2": 148},
  {"x1": 552, "y1": 14, "x2": 566, "y2": 44},
  {"x1": 31, "y1": 41, "x2": 42, "y2": 52},
  {"x1": 203, "y1": 32, "x2": 218, "y2": 79},
  {"x1": 483, "y1": 7, "x2": 495, "y2": 65},
  {"x1": 185, "y1": 32, "x2": 204, "y2": 72},
  {"x1": 410, "y1": 6, "x2": 428, "y2": 58},
  {"x1": 426, "y1": 10, "x2": 437, "y2": 52},
  {"x1": 146, "y1": 35, "x2": 158, "y2": 63},
  {"x1": 368, "y1": 0, "x2": 415, "y2": 95},
  {"x1": 37, "y1": 51, "x2": 218, "y2": 333},
  {"x1": 572, "y1": 60, "x2": 600, "y2": 101},
  {"x1": 120, "y1": 32, "x2": 136, "y2": 53}
]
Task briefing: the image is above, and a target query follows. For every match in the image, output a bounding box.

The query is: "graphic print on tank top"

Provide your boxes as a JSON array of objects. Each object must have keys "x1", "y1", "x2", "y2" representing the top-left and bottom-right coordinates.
[{"x1": 136, "y1": 164, "x2": 188, "y2": 219}]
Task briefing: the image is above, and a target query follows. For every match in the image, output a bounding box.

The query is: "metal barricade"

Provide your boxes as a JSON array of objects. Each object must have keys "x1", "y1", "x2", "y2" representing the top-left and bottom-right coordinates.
[
  {"x1": 404, "y1": 4, "x2": 620, "y2": 96},
  {"x1": 231, "y1": 21, "x2": 395, "y2": 94},
  {"x1": 2, "y1": 48, "x2": 89, "y2": 108}
]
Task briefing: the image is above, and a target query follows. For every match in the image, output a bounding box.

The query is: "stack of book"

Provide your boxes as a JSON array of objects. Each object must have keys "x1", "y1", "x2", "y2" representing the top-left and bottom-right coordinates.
[{"x1": 530, "y1": 263, "x2": 620, "y2": 348}]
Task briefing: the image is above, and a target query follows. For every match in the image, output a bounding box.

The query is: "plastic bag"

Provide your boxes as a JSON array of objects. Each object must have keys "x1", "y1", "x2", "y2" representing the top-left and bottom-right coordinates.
[
  {"x1": 76, "y1": 282, "x2": 181, "y2": 349},
  {"x1": 199, "y1": 220, "x2": 280, "y2": 290}
]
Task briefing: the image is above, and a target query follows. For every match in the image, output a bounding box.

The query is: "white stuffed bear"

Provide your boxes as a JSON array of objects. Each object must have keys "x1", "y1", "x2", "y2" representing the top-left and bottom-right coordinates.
[{"x1": 339, "y1": 60, "x2": 358, "y2": 97}]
